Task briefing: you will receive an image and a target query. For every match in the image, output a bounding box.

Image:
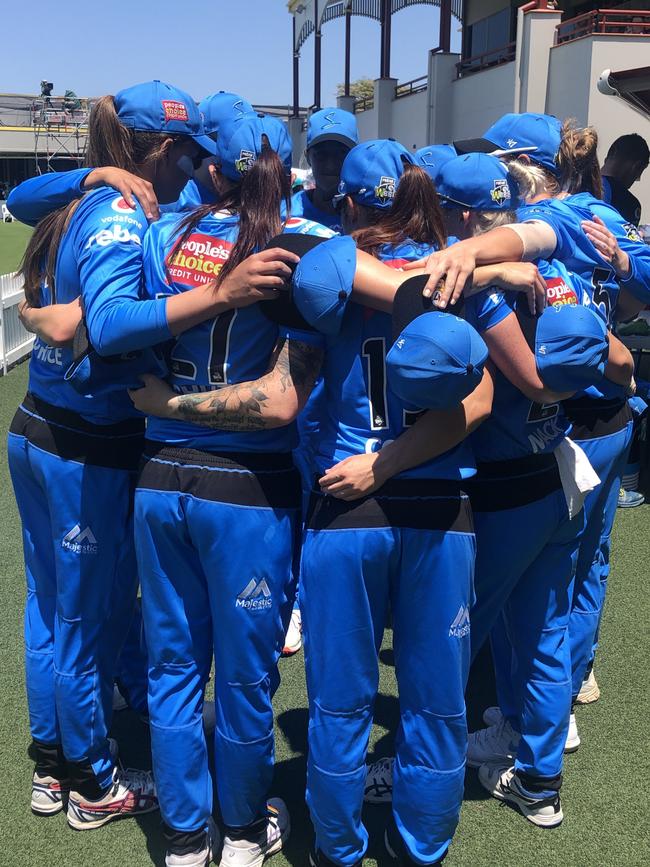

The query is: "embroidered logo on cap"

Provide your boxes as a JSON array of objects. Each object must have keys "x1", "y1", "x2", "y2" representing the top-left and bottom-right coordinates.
[
  {"x1": 235, "y1": 149, "x2": 256, "y2": 175},
  {"x1": 162, "y1": 100, "x2": 189, "y2": 123},
  {"x1": 375, "y1": 175, "x2": 396, "y2": 201},
  {"x1": 490, "y1": 179, "x2": 510, "y2": 206}
]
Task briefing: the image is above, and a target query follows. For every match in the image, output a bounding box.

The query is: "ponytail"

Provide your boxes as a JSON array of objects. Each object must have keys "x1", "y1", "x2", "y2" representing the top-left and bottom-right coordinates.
[
  {"x1": 85, "y1": 95, "x2": 135, "y2": 170},
  {"x1": 169, "y1": 139, "x2": 290, "y2": 288},
  {"x1": 19, "y1": 199, "x2": 81, "y2": 307},
  {"x1": 557, "y1": 119, "x2": 602, "y2": 198},
  {"x1": 352, "y1": 162, "x2": 447, "y2": 256}
]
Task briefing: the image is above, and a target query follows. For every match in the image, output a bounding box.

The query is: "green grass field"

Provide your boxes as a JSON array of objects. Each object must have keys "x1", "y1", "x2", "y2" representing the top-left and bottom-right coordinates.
[
  {"x1": 0, "y1": 360, "x2": 648, "y2": 866},
  {"x1": 0, "y1": 221, "x2": 32, "y2": 274}
]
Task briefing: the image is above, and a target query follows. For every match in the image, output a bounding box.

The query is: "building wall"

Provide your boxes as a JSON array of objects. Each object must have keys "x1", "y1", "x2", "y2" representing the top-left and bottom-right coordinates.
[
  {"x1": 449, "y1": 61, "x2": 516, "y2": 139},
  {"x1": 390, "y1": 90, "x2": 428, "y2": 151}
]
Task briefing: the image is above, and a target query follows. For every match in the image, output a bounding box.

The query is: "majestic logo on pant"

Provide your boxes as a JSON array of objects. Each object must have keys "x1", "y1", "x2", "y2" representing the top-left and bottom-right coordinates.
[
  {"x1": 449, "y1": 605, "x2": 470, "y2": 638},
  {"x1": 62, "y1": 525, "x2": 98, "y2": 555},
  {"x1": 236, "y1": 578, "x2": 273, "y2": 610}
]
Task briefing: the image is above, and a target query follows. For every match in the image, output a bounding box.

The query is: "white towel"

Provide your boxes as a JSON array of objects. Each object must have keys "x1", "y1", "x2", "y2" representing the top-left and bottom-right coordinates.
[{"x1": 553, "y1": 437, "x2": 601, "y2": 519}]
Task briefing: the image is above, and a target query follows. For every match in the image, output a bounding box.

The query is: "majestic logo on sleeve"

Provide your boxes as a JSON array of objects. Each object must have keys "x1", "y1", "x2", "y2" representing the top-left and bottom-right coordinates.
[
  {"x1": 62, "y1": 525, "x2": 98, "y2": 554},
  {"x1": 490, "y1": 179, "x2": 510, "y2": 206},
  {"x1": 236, "y1": 578, "x2": 273, "y2": 610},
  {"x1": 545, "y1": 276, "x2": 578, "y2": 307},
  {"x1": 375, "y1": 176, "x2": 396, "y2": 202},
  {"x1": 165, "y1": 233, "x2": 233, "y2": 287},
  {"x1": 162, "y1": 100, "x2": 189, "y2": 123},
  {"x1": 235, "y1": 149, "x2": 256, "y2": 175},
  {"x1": 449, "y1": 605, "x2": 470, "y2": 638}
]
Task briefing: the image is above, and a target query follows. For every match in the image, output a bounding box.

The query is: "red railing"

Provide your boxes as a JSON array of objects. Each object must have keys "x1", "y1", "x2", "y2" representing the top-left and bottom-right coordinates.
[
  {"x1": 394, "y1": 75, "x2": 428, "y2": 99},
  {"x1": 556, "y1": 9, "x2": 650, "y2": 45},
  {"x1": 456, "y1": 42, "x2": 516, "y2": 78}
]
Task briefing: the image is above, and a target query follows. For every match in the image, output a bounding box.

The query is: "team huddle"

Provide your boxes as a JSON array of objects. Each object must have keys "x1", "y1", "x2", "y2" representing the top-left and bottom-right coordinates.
[{"x1": 6, "y1": 80, "x2": 650, "y2": 867}]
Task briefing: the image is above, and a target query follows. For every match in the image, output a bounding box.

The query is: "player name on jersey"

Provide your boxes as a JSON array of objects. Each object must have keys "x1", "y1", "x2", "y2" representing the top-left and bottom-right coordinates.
[{"x1": 165, "y1": 233, "x2": 234, "y2": 287}]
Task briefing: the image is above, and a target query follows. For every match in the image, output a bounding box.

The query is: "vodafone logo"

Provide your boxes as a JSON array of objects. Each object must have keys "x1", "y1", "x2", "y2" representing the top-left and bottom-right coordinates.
[
  {"x1": 546, "y1": 276, "x2": 578, "y2": 307},
  {"x1": 166, "y1": 232, "x2": 234, "y2": 287},
  {"x1": 111, "y1": 196, "x2": 136, "y2": 214}
]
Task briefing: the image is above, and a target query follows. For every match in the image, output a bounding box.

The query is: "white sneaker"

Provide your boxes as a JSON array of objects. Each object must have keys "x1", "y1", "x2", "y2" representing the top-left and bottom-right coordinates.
[
  {"x1": 282, "y1": 609, "x2": 302, "y2": 657},
  {"x1": 364, "y1": 757, "x2": 394, "y2": 804},
  {"x1": 467, "y1": 719, "x2": 520, "y2": 768},
  {"x1": 219, "y1": 798, "x2": 290, "y2": 867},
  {"x1": 575, "y1": 669, "x2": 600, "y2": 705},
  {"x1": 565, "y1": 713, "x2": 581, "y2": 753},
  {"x1": 166, "y1": 818, "x2": 220, "y2": 867},
  {"x1": 478, "y1": 763, "x2": 563, "y2": 827},
  {"x1": 482, "y1": 706, "x2": 503, "y2": 727},
  {"x1": 31, "y1": 772, "x2": 70, "y2": 816},
  {"x1": 67, "y1": 765, "x2": 158, "y2": 830},
  {"x1": 31, "y1": 737, "x2": 118, "y2": 817},
  {"x1": 113, "y1": 683, "x2": 128, "y2": 712}
]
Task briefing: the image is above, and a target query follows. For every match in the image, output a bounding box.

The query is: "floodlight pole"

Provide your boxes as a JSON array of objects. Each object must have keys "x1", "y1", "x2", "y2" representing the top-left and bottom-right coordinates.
[
  {"x1": 380, "y1": 0, "x2": 392, "y2": 79},
  {"x1": 440, "y1": 0, "x2": 452, "y2": 52},
  {"x1": 292, "y1": 16, "x2": 300, "y2": 117},
  {"x1": 314, "y1": 0, "x2": 322, "y2": 109},
  {"x1": 344, "y1": 3, "x2": 352, "y2": 96}
]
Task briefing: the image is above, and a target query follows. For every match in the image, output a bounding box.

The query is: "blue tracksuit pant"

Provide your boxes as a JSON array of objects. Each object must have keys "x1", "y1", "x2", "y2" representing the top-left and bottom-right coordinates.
[
  {"x1": 468, "y1": 455, "x2": 583, "y2": 786},
  {"x1": 301, "y1": 479, "x2": 475, "y2": 866},
  {"x1": 115, "y1": 597, "x2": 149, "y2": 716},
  {"x1": 566, "y1": 400, "x2": 633, "y2": 699},
  {"x1": 8, "y1": 393, "x2": 142, "y2": 794},
  {"x1": 135, "y1": 445, "x2": 300, "y2": 834}
]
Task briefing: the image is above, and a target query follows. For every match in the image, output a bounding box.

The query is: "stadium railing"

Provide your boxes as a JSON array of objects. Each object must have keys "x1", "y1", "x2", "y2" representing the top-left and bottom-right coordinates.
[{"x1": 0, "y1": 272, "x2": 33, "y2": 375}]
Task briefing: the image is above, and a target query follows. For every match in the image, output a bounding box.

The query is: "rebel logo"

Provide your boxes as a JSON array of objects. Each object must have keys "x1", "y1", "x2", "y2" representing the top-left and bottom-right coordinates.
[
  {"x1": 111, "y1": 196, "x2": 135, "y2": 213},
  {"x1": 162, "y1": 100, "x2": 189, "y2": 123},
  {"x1": 546, "y1": 276, "x2": 578, "y2": 307},
  {"x1": 166, "y1": 232, "x2": 234, "y2": 287}
]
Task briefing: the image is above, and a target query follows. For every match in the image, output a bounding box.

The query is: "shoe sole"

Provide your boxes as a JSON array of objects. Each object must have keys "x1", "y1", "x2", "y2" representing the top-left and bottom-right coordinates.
[
  {"x1": 575, "y1": 685, "x2": 600, "y2": 705},
  {"x1": 67, "y1": 802, "x2": 159, "y2": 831},
  {"x1": 31, "y1": 800, "x2": 64, "y2": 816},
  {"x1": 482, "y1": 776, "x2": 563, "y2": 828},
  {"x1": 564, "y1": 739, "x2": 581, "y2": 754},
  {"x1": 281, "y1": 644, "x2": 302, "y2": 657}
]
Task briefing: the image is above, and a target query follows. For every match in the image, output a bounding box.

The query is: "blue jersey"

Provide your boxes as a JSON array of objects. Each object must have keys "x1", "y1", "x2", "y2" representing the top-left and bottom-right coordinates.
[
  {"x1": 290, "y1": 190, "x2": 342, "y2": 233},
  {"x1": 143, "y1": 213, "x2": 333, "y2": 454},
  {"x1": 27, "y1": 188, "x2": 171, "y2": 424},
  {"x1": 8, "y1": 168, "x2": 92, "y2": 227},
  {"x1": 313, "y1": 240, "x2": 475, "y2": 481},
  {"x1": 465, "y1": 258, "x2": 579, "y2": 463}
]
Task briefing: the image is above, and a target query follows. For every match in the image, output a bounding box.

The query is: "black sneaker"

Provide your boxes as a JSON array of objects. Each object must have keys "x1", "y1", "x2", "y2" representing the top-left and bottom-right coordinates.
[
  {"x1": 384, "y1": 821, "x2": 447, "y2": 865},
  {"x1": 309, "y1": 849, "x2": 361, "y2": 867}
]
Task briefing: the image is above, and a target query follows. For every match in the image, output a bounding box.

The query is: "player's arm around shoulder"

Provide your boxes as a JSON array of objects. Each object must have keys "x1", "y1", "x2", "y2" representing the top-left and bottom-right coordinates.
[{"x1": 130, "y1": 334, "x2": 324, "y2": 430}]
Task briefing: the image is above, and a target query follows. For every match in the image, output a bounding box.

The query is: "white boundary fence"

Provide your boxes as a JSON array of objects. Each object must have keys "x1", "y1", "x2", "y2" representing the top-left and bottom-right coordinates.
[{"x1": 0, "y1": 272, "x2": 34, "y2": 374}]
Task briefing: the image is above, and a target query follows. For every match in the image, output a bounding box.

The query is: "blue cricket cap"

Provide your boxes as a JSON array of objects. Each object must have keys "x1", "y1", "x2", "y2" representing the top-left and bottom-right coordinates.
[
  {"x1": 533, "y1": 303, "x2": 608, "y2": 392},
  {"x1": 387, "y1": 312, "x2": 488, "y2": 410},
  {"x1": 292, "y1": 235, "x2": 356, "y2": 335},
  {"x1": 114, "y1": 80, "x2": 217, "y2": 156},
  {"x1": 217, "y1": 113, "x2": 292, "y2": 181},
  {"x1": 415, "y1": 144, "x2": 457, "y2": 183},
  {"x1": 199, "y1": 91, "x2": 254, "y2": 137},
  {"x1": 307, "y1": 107, "x2": 359, "y2": 150},
  {"x1": 334, "y1": 139, "x2": 414, "y2": 210},
  {"x1": 436, "y1": 153, "x2": 521, "y2": 210},
  {"x1": 483, "y1": 113, "x2": 562, "y2": 175}
]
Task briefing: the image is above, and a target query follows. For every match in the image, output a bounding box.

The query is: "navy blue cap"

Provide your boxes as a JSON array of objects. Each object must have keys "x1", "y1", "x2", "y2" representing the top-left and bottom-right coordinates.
[
  {"x1": 292, "y1": 235, "x2": 356, "y2": 335},
  {"x1": 483, "y1": 113, "x2": 562, "y2": 175},
  {"x1": 307, "y1": 107, "x2": 359, "y2": 150},
  {"x1": 334, "y1": 139, "x2": 414, "y2": 210},
  {"x1": 436, "y1": 153, "x2": 521, "y2": 210},
  {"x1": 387, "y1": 312, "x2": 488, "y2": 410},
  {"x1": 199, "y1": 91, "x2": 254, "y2": 137},
  {"x1": 533, "y1": 303, "x2": 608, "y2": 392},
  {"x1": 415, "y1": 144, "x2": 457, "y2": 183},
  {"x1": 114, "y1": 80, "x2": 217, "y2": 156},
  {"x1": 217, "y1": 114, "x2": 292, "y2": 181}
]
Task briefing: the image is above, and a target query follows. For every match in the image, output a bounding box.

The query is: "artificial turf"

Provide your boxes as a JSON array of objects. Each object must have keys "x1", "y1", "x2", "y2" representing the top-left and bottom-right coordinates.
[
  {"x1": 0, "y1": 361, "x2": 648, "y2": 866},
  {"x1": 0, "y1": 221, "x2": 32, "y2": 274}
]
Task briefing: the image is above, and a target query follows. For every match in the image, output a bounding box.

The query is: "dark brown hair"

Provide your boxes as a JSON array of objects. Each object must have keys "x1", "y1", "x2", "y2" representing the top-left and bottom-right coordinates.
[
  {"x1": 168, "y1": 138, "x2": 291, "y2": 287},
  {"x1": 20, "y1": 95, "x2": 180, "y2": 306},
  {"x1": 557, "y1": 119, "x2": 602, "y2": 198},
  {"x1": 351, "y1": 162, "x2": 447, "y2": 257}
]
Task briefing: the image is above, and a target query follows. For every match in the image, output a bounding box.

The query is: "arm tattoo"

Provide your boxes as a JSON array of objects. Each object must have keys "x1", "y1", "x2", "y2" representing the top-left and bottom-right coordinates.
[{"x1": 174, "y1": 338, "x2": 323, "y2": 431}]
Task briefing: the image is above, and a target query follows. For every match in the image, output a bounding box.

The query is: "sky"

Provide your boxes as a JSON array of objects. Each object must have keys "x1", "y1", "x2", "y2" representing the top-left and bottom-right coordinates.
[{"x1": 3, "y1": 1, "x2": 461, "y2": 106}]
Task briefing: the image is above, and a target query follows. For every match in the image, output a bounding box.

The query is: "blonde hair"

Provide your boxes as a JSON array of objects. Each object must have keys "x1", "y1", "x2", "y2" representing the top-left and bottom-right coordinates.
[{"x1": 469, "y1": 209, "x2": 517, "y2": 236}]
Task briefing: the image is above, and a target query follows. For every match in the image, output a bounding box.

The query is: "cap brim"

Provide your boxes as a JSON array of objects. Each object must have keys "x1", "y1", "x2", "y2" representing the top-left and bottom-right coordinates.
[
  {"x1": 307, "y1": 133, "x2": 357, "y2": 150},
  {"x1": 257, "y1": 233, "x2": 327, "y2": 330},
  {"x1": 392, "y1": 275, "x2": 465, "y2": 342},
  {"x1": 453, "y1": 137, "x2": 538, "y2": 158},
  {"x1": 193, "y1": 133, "x2": 218, "y2": 156}
]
